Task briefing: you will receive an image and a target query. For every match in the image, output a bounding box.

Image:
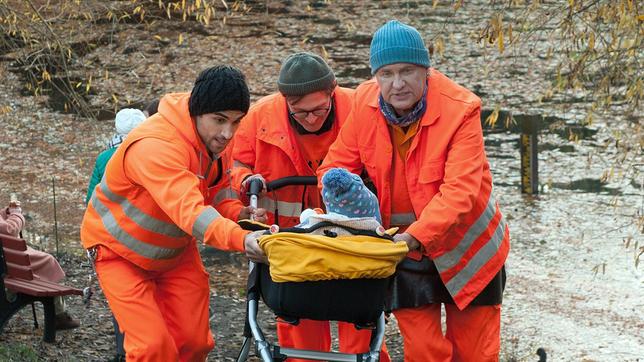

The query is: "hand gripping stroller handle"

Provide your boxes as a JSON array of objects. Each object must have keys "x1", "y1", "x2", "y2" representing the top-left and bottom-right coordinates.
[
  {"x1": 248, "y1": 178, "x2": 264, "y2": 197},
  {"x1": 266, "y1": 176, "x2": 317, "y2": 192}
]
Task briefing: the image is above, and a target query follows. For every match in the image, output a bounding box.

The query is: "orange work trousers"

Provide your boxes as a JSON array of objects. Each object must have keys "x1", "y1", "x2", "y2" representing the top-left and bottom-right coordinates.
[
  {"x1": 393, "y1": 303, "x2": 501, "y2": 362},
  {"x1": 94, "y1": 244, "x2": 214, "y2": 362},
  {"x1": 277, "y1": 319, "x2": 391, "y2": 362}
]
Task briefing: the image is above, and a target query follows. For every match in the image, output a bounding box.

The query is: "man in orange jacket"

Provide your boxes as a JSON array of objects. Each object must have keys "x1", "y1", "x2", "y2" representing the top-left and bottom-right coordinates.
[
  {"x1": 232, "y1": 52, "x2": 390, "y2": 361},
  {"x1": 318, "y1": 20, "x2": 509, "y2": 361},
  {"x1": 81, "y1": 65, "x2": 266, "y2": 362}
]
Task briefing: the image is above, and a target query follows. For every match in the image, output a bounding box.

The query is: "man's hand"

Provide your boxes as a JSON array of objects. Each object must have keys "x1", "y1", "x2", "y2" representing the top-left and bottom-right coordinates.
[
  {"x1": 393, "y1": 232, "x2": 421, "y2": 251},
  {"x1": 244, "y1": 231, "x2": 267, "y2": 264},
  {"x1": 238, "y1": 206, "x2": 268, "y2": 223},
  {"x1": 240, "y1": 174, "x2": 266, "y2": 196}
]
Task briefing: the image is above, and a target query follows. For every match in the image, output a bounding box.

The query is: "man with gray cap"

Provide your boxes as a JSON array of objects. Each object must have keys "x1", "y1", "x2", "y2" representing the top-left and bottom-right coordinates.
[
  {"x1": 319, "y1": 20, "x2": 508, "y2": 361},
  {"x1": 232, "y1": 52, "x2": 390, "y2": 361}
]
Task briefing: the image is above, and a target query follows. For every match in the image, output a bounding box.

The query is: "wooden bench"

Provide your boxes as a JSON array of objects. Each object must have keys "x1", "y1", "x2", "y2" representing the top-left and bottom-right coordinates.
[{"x1": 0, "y1": 233, "x2": 82, "y2": 342}]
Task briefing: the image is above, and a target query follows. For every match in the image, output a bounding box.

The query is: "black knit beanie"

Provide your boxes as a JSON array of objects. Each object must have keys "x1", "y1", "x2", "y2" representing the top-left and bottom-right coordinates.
[
  {"x1": 277, "y1": 52, "x2": 336, "y2": 96},
  {"x1": 189, "y1": 65, "x2": 250, "y2": 117}
]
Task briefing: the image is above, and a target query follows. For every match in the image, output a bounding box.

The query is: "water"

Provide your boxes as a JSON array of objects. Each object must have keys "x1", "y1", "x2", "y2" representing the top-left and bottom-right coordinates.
[{"x1": 486, "y1": 126, "x2": 643, "y2": 360}]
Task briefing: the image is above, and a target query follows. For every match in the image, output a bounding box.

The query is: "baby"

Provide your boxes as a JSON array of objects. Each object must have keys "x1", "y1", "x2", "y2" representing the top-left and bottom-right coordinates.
[{"x1": 297, "y1": 168, "x2": 383, "y2": 235}]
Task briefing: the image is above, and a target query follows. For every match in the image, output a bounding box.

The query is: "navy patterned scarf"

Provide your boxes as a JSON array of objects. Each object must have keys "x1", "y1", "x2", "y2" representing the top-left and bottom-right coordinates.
[{"x1": 378, "y1": 81, "x2": 428, "y2": 127}]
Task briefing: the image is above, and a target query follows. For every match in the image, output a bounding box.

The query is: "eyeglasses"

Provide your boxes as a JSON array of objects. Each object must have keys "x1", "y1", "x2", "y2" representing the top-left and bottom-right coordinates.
[
  {"x1": 288, "y1": 107, "x2": 330, "y2": 121},
  {"x1": 288, "y1": 97, "x2": 333, "y2": 121}
]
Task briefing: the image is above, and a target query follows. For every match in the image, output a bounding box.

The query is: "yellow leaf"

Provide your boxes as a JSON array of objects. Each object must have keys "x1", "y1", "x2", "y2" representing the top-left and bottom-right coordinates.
[
  {"x1": 42, "y1": 69, "x2": 51, "y2": 81},
  {"x1": 221, "y1": 0, "x2": 228, "y2": 10},
  {"x1": 320, "y1": 45, "x2": 328, "y2": 59},
  {"x1": 485, "y1": 105, "x2": 500, "y2": 128},
  {"x1": 588, "y1": 32, "x2": 595, "y2": 50},
  {"x1": 432, "y1": 0, "x2": 439, "y2": 8},
  {"x1": 112, "y1": 94, "x2": 119, "y2": 103},
  {"x1": 435, "y1": 36, "x2": 445, "y2": 56},
  {"x1": 498, "y1": 30, "x2": 504, "y2": 53},
  {"x1": 178, "y1": 33, "x2": 184, "y2": 45},
  {"x1": 86, "y1": 75, "x2": 92, "y2": 93}
]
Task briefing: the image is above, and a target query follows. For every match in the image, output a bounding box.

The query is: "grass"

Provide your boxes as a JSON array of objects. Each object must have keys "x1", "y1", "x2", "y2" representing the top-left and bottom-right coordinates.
[{"x1": 0, "y1": 343, "x2": 40, "y2": 362}]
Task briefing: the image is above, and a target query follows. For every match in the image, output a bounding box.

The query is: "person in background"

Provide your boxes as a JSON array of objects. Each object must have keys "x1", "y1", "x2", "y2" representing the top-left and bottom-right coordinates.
[
  {"x1": 232, "y1": 52, "x2": 390, "y2": 362},
  {"x1": 85, "y1": 108, "x2": 146, "y2": 204},
  {"x1": 318, "y1": 20, "x2": 509, "y2": 361},
  {"x1": 0, "y1": 197, "x2": 80, "y2": 330},
  {"x1": 143, "y1": 99, "x2": 159, "y2": 118}
]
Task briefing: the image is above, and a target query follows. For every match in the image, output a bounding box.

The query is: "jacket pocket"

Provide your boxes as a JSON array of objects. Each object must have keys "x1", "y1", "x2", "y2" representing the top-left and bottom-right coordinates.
[{"x1": 418, "y1": 161, "x2": 445, "y2": 184}]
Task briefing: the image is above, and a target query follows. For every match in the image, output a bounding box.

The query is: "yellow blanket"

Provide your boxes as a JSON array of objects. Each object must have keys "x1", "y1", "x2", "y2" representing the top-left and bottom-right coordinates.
[{"x1": 259, "y1": 230, "x2": 408, "y2": 283}]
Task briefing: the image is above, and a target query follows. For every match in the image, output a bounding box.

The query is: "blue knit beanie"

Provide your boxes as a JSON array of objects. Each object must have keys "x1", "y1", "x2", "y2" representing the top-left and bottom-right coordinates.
[
  {"x1": 322, "y1": 168, "x2": 381, "y2": 223},
  {"x1": 369, "y1": 20, "x2": 431, "y2": 75}
]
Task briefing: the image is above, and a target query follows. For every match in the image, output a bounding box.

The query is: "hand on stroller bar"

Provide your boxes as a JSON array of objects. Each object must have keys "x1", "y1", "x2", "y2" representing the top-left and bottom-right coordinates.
[
  {"x1": 241, "y1": 174, "x2": 267, "y2": 196},
  {"x1": 239, "y1": 206, "x2": 267, "y2": 223},
  {"x1": 244, "y1": 230, "x2": 267, "y2": 263}
]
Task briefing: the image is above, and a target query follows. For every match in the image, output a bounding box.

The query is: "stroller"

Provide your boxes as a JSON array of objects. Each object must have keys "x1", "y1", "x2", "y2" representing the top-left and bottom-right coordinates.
[{"x1": 236, "y1": 176, "x2": 407, "y2": 362}]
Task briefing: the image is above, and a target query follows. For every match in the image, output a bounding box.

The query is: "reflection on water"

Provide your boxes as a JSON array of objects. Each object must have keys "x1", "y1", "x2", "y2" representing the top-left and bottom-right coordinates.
[{"x1": 550, "y1": 178, "x2": 622, "y2": 195}]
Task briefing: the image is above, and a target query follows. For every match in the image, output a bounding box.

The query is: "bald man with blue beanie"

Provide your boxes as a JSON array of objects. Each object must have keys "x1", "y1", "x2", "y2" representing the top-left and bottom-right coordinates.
[
  {"x1": 318, "y1": 19, "x2": 508, "y2": 361},
  {"x1": 369, "y1": 20, "x2": 431, "y2": 74}
]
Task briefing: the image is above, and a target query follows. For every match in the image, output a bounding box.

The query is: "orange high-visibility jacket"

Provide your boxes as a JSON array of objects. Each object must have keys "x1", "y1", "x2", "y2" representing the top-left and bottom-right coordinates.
[
  {"x1": 81, "y1": 93, "x2": 248, "y2": 272},
  {"x1": 232, "y1": 87, "x2": 354, "y2": 227},
  {"x1": 318, "y1": 70, "x2": 509, "y2": 309}
]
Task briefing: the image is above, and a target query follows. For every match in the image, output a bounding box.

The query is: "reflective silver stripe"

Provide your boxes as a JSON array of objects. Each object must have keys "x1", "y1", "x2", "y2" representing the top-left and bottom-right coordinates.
[
  {"x1": 212, "y1": 188, "x2": 239, "y2": 205},
  {"x1": 99, "y1": 179, "x2": 186, "y2": 238},
  {"x1": 434, "y1": 194, "x2": 497, "y2": 273},
  {"x1": 444, "y1": 218, "x2": 506, "y2": 297},
  {"x1": 390, "y1": 212, "x2": 416, "y2": 226},
  {"x1": 193, "y1": 207, "x2": 221, "y2": 241},
  {"x1": 90, "y1": 193, "x2": 185, "y2": 260},
  {"x1": 258, "y1": 196, "x2": 302, "y2": 218}
]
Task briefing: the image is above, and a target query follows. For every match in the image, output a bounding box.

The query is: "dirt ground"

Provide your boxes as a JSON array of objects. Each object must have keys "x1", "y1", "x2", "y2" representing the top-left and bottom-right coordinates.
[{"x1": 0, "y1": 1, "x2": 641, "y2": 361}]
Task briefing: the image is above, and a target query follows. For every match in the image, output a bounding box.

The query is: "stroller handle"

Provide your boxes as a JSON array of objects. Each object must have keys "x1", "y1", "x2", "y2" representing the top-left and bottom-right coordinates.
[{"x1": 266, "y1": 176, "x2": 317, "y2": 192}]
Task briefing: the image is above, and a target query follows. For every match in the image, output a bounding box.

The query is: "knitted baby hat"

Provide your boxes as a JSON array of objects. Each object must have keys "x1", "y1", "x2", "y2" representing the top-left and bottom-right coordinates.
[{"x1": 321, "y1": 168, "x2": 381, "y2": 223}]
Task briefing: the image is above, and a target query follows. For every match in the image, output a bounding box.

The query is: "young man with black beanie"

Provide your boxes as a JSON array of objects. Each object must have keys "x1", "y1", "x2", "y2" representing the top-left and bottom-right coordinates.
[
  {"x1": 81, "y1": 65, "x2": 266, "y2": 361},
  {"x1": 231, "y1": 53, "x2": 391, "y2": 361}
]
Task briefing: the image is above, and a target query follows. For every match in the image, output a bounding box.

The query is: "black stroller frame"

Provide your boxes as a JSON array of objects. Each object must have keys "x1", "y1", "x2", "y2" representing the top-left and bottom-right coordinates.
[{"x1": 236, "y1": 176, "x2": 386, "y2": 362}]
